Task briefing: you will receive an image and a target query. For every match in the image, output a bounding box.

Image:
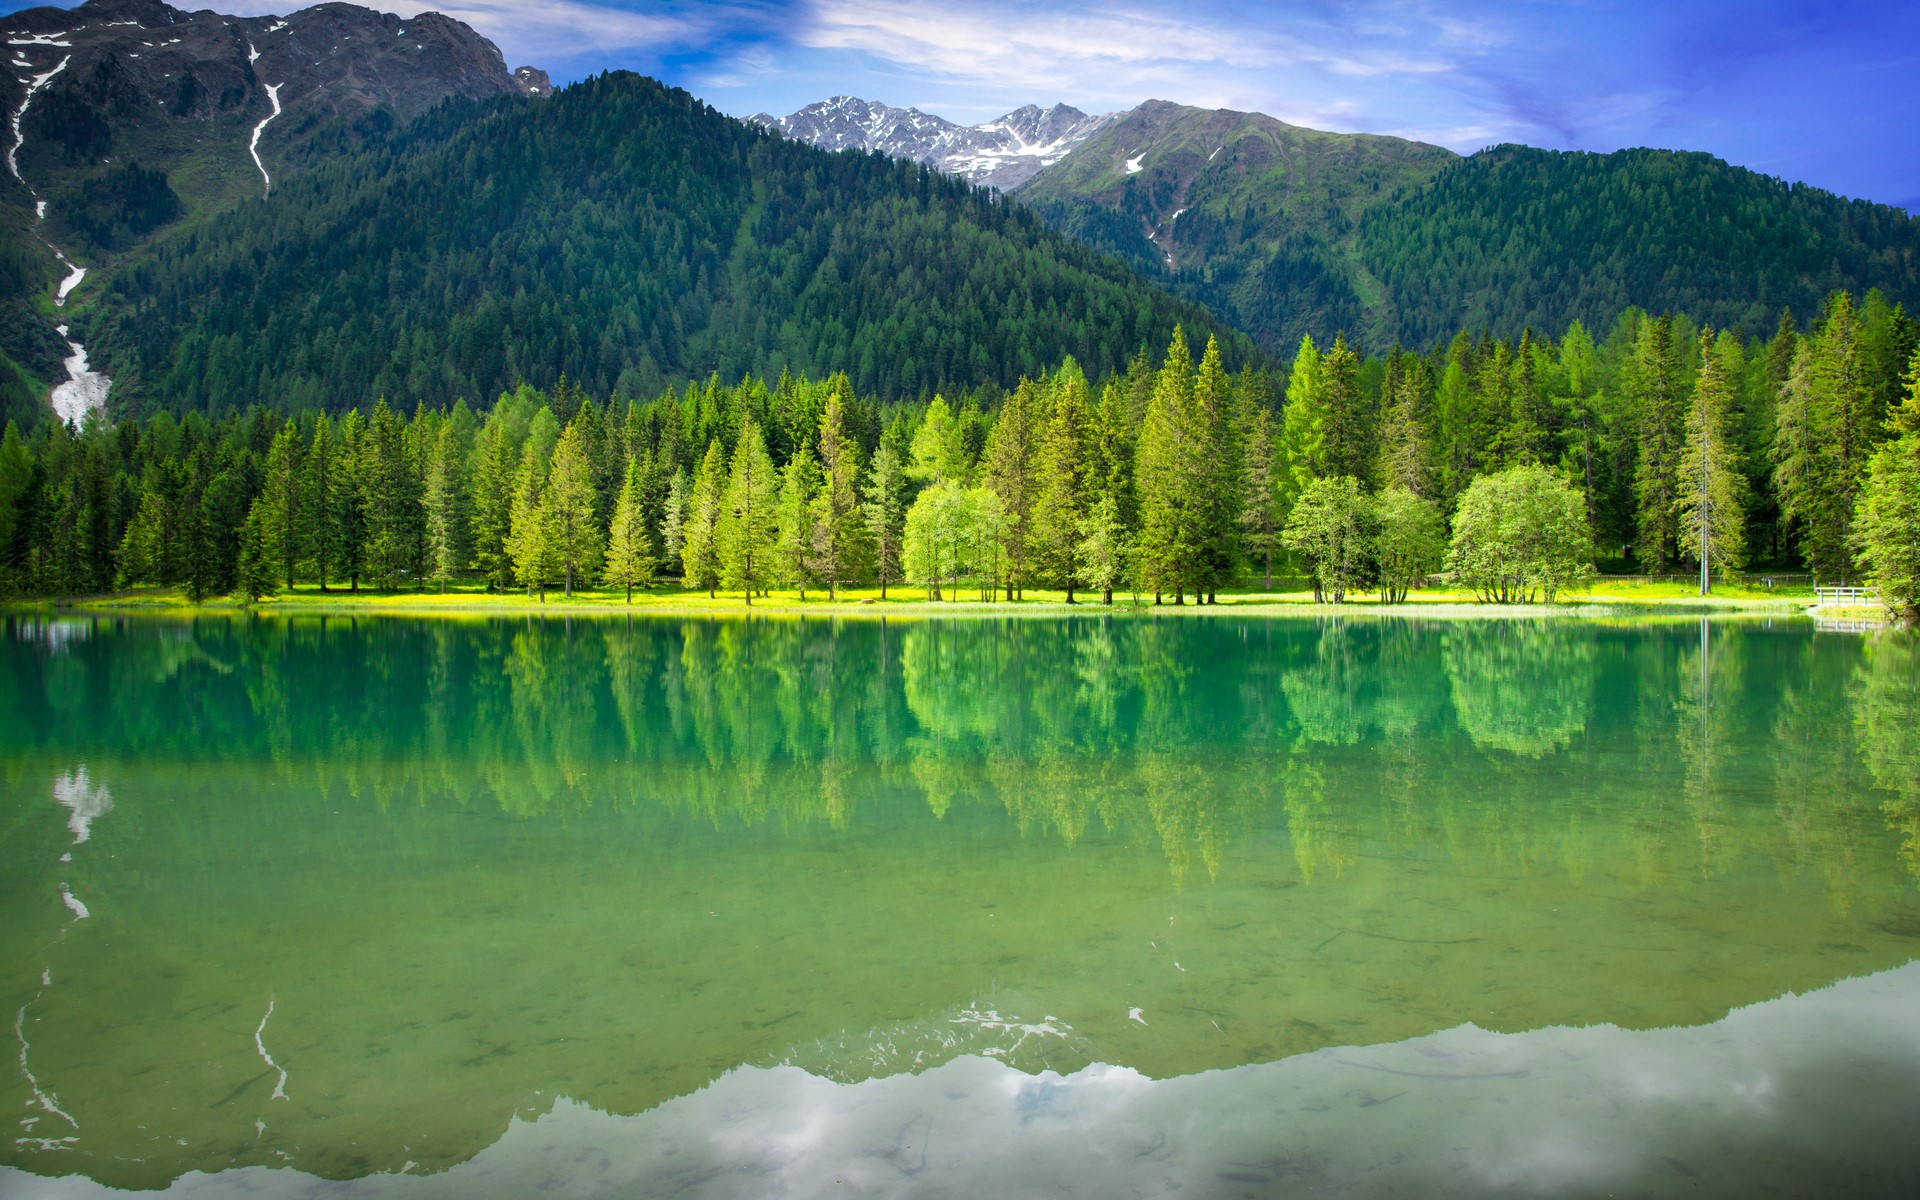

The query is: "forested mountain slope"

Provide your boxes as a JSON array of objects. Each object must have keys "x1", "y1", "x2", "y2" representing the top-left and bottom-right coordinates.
[
  {"x1": 82, "y1": 72, "x2": 1252, "y2": 417},
  {"x1": 1012, "y1": 108, "x2": 1920, "y2": 353},
  {"x1": 1016, "y1": 100, "x2": 1454, "y2": 351}
]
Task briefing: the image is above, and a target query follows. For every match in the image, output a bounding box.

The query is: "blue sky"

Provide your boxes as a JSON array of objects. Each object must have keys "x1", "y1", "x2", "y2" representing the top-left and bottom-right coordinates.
[{"x1": 11, "y1": 1, "x2": 1920, "y2": 208}]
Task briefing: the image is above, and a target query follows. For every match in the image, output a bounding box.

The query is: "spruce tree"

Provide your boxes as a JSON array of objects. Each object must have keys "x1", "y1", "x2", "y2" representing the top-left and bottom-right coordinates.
[
  {"x1": 1238, "y1": 401, "x2": 1282, "y2": 590},
  {"x1": 1028, "y1": 363, "x2": 1092, "y2": 600},
  {"x1": 603, "y1": 457, "x2": 656, "y2": 603},
  {"x1": 1853, "y1": 349, "x2": 1920, "y2": 622},
  {"x1": 422, "y1": 421, "x2": 469, "y2": 592},
  {"x1": 774, "y1": 442, "x2": 821, "y2": 598},
  {"x1": 1135, "y1": 327, "x2": 1198, "y2": 602},
  {"x1": 257, "y1": 421, "x2": 303, "y2": 589},
  {"x1": 861, "y1": 439, "x2": 908, "y2": 599},
  {"x1": 544, "y1": 420, "x2": 604, "y2": 598},
  {"x1": 982, "y1": 376, "x2": 1045, "y2": 600},
  {"x1": 719, "y1": 418, "x2": 778, "y2": 603},
  {"x1": 1629, "y1": 314, "x2": 1685, "y2": 570},
  {"x1": 1677, "y1": 331, "x2": 1748, "y2": 593},
  {"x1": 660, "y1": 468, "x2": 690, "y2": 575},
  {"x1": 1193, "y1": 335, "x2": 1240, "y2": 601},
  {"x1": 1319, "y1": 335, "x2": 1373, "y2": 486},
  {"x1": 334, "y1": 410, "x2": 370, "y2": 591},
  {"x1": 811, "y1": 391, "x2": 871, "y2": 599},
  {"x1": 506, "y1": 441, "x2": 554, "y2": 600},
  {"x1": 680, "y1": 439, "x2": 726, "y2": 597},
  {"x1": 909, "y1": 395, "x2": 967, "y2": 486},
  {"x1": 235, "y1": 500, "x2": 278, "y2": 604},
  {"x1": 1278, "y1": 334, "x2": 1326, "y2": 519},
  {"x1": 468, "y1": 416, "x2": 517, "y2": 591},
  {"x1": 303, "y1": 415, "x2": 341, "y2": 591}
]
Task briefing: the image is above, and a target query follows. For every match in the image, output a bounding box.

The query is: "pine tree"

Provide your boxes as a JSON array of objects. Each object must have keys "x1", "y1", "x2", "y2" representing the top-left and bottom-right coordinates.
[
  {"x1": 468, "y1": 415, "x2": 517, "y2": 591},
  {"x1": 1193, "y1": 335, "x2": 1241, "y2": 601},
  {"x1": 719, "y1": 417, "x2": 779, "y2": 603},
  {"x1": 303, "y1": 415, "x2": 341, "y2": 591},
  {"x1": 811, "y1": 391, "x2": 871, "y2": 599},
  {"x1": 1278, "y1": 334, "x2": 1325, "y2": 519},
  {"x1": 1238, "y1": 401, "x2": 1282, "y2": 590},
  {"x1": 334, "y1": 410, "x2": 370, "y2": 591},
  {"x1": 1853, "y1": 351, "x2": 1920, "y2": 623},
  {"x1": 1135, "y1": 327, "x2": 1198, "y2": 602},
  {"x1": 0, "y1": 421, "x2": 29, "y2": 592},
  {"x1": 660, "y1": 467, "x2": 690, "y2": 575},
  {"x1": 235, "y1": 500, "x2": 278, "y2": 604},
  {"x1": 1677, "y1": 331, "x2": 1747, "y2": 592},
  {"x1": 360, "y1": 400, "x2": 417, "y2": 590},
  {"x1": 1028, "y1": 363, "x2": 1092, "y2": 600},
  {"x1": 774, "y1": 442, "x2": 821, "y2": 598},
  {"x1": 544, "y1": 420, "x2": 604, "y2": 598},
  {"x1": 1319, "y1": 335, "x2": 1373, "y2": 486},
  {"x1": 681, "y1": 439, "x2": 726, "y2": 597},
  {"x1": 603, "y1": 457, "x2": 657, "y2": 603},
  {"x1": 909, "y1": 394, "x2": 967, "y2": 486},
  {"x1": 1377, "y1": 351, "x2": 1431, "y2": 496},
  {"x1": 506, "y1": 441, "x2": 555, "y2": 599},
  {"x1": 257, "y1": 421, "x2": 303, "y2": 589},
  {"x1": 861, "y1": 439, "x2": 908, "y2": 600},
  {"x1": 1629, "y1": 314, "x2": 1685, "y2": 570},
  {"x1": 116, "y1": 487, "x2": 166, "y2": 587},
  {"x1": 981, "y1": 376, "x2": 1044, "y2": 600},
  {"x1": 422, "y1": 420, "x2": 469, "y2": 592}
]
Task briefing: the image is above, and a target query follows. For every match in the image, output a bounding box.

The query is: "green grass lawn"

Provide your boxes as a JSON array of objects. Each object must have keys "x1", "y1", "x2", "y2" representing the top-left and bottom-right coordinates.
[{"x1": 10, "y1": 576, "x2": 1840, "y2": 621}]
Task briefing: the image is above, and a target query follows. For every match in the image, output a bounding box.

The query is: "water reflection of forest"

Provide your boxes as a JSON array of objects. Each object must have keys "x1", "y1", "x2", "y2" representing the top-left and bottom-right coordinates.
[{"x1": 4, "y1": 614, "x2": 1916, "y2": 887}]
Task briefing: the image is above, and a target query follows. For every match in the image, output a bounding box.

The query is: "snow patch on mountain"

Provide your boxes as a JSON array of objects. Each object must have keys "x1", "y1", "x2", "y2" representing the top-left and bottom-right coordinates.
[{"x1": 753, "y1": 96, "x2": 1117, "y2": 191}]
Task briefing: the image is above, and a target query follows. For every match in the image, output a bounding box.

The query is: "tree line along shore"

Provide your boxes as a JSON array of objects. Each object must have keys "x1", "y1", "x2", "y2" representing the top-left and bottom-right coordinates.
[{"x1": 3, "y1": 292, "x2": 1918, "y2": 622}]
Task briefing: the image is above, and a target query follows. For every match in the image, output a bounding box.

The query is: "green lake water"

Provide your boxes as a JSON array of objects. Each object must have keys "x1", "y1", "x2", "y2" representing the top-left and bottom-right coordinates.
[{"x1": 2, "y1": 612, "x2": 1918, "y2": 1198}]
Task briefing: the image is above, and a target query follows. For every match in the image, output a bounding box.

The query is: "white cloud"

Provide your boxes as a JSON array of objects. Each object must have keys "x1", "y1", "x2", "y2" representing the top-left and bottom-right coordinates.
[{"x1": 215, "y1": 1, "x2": 705, "y2": 61}]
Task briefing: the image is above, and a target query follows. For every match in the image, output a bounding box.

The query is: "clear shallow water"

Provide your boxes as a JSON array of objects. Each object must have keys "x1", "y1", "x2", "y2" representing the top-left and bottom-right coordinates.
[{"x1": 1, "y1": 613, "x2": 1916, "y2": 1198}]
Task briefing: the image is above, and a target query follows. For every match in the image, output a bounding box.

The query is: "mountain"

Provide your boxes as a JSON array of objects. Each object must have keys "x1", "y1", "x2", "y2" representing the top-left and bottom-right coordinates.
[
  {"x1": 1017, "y1": 99, "x2": 1454, "y2": 350},
  {"x1": 80, "y1": 72, "x2": 1253, "y2": 417},
  {"x1": 781, "y1": 94, "x2": 1920, "y2": 353},
  {"x1": 752, "y1": 96, "x2": 1115, "y2": 191},
  {"x1": 1023, "y1": 105, "x2": 1920, "y2": 349},
  {"x1": 1, "y1": 0, "x2": 547, "y2": 429},
  {"x1": 3, "y1": 0, "x2": 545, "y2": 230}
]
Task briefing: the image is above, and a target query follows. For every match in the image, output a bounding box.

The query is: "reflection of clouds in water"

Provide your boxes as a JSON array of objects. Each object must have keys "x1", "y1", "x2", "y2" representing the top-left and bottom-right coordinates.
[
  {"x1": 12, "y1": 617, "x2": 92, "y2": 652},
  {"x1": 53, "y1": 767, "x2": 111, "y2": 844},
  {"x1": 13, "y1": 964, "x2": 1919, "y2": 1199}
]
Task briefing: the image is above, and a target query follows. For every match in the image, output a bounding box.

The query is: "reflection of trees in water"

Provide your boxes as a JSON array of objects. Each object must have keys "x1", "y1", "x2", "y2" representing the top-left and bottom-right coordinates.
[
  {"x1": 1674, "y1": 620, "x2": 1741, "y2": 875},
  {"x1": 1852, "y1": 635, "x2": 1920, "y2": 883},
  {"x1": 1443, "y1": 621, "x2": 1598, "y2": 757},
  {"x1": 4, "y1": 616, "x2": 1916, "y2": 894}
]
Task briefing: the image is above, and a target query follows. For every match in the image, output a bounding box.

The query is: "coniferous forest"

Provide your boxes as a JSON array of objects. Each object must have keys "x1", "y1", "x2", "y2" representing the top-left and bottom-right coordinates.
[{"x1": 5, "y1": 291, "x2": 1917, "y2": 618}]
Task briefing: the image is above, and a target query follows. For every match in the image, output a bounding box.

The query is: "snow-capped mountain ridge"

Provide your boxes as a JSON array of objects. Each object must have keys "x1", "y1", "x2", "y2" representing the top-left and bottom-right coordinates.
[{"x1": 751, "y1": 96, "x2": 1117, "y2": 191}]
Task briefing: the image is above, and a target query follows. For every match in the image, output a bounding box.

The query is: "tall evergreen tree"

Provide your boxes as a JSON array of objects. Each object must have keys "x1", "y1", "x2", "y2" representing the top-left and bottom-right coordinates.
[
  {"x1": 681, "y1": 439, "x2": 726, "y2": 597},
  {"x1": 861, "y1": 439, "x2": 908, "y2": 600},
  {"x1": 506, "y1": 440, "x2": 555, "y2": 599},
  {"x1": 719, "y1": 418, "x2": 779, "y2": 603},
  {"x1": 544, "y1": 420, "x2": 604, "y2": 598},
  {"x1": 256, "y1": 421, "x2": 303, "y2": 589},
  {"x1": 1629, "y1": 314, "x2": 1686, "y2": 570},
  {"x1": 1136, "y1": 327, "x2": 1199, "y2": 602},
  {"x1": 811, "y1": 391, "x2": 870, "y2": 599},
  {"x1": 983, "y1": 376, "x2": 1046, "y2": 600},
  {"x1": 422, "y1": 420, "x2": 470, "y2": 592},
  {"x1": 774, "y1": 442, "x2": 822, "y2": 598},
  {"x1": 468, "y1": 415, "x2": 517, "y2": 591},
  {"x1": 1278, "y1": 333, "x2": 1326, "y2": 518},
  {"x1": 1677, "y1": 330, "x2": 1748, "y2": 592},
  {"x1": 602, "y1": 456, "x2": 657, "y2": 603},
  {"x1": 1029, "y1": 363, "x2": 1093, "y2": 600}
]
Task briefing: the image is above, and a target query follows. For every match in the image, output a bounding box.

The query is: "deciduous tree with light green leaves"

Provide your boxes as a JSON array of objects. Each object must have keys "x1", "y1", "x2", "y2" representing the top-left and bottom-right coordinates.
[
  {"x1": 1281, "y1": 475, "x2": 1373, "y2": 603},
  {"x1": 1447, "y1": 464, "x2": 1594, "y2": 603},
  {"x1": 903, "y1": 480, "x2": 969, "y2": 601},
  {"x1": 1374, "y1": 486, "x2": 1444, "y2": 604}
]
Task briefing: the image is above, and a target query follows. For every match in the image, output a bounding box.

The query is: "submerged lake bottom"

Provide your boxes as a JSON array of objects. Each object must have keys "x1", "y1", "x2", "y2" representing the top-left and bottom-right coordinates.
[{"x1": 3, "y1": 612, "x2": 1918, "y2": 1198}]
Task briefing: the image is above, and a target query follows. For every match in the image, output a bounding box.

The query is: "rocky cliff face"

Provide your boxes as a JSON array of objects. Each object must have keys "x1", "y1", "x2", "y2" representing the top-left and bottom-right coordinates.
[
  {"x1": 4, "y1": 0, "x2": 545, "y2": 216},
  {"x1": 751, "y1": 96, "x2": 1114, "y2": 191}
]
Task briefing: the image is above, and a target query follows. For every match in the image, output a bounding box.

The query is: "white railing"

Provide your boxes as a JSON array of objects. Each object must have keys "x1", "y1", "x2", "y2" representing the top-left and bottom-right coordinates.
[{"x1": 1813, "y1": 586, "x2": 1876, "y2": 605}]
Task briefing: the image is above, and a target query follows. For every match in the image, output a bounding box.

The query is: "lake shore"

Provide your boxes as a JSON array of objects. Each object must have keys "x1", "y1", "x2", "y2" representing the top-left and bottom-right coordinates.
[{"x1": 4, "y1": 579, "x2": 1880, "y2": 624}]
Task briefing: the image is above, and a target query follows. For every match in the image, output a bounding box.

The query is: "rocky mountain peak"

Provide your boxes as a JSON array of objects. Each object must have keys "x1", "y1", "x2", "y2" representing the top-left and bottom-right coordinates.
[{"x1": 753, "y1": 96, "x2": 1119, "y2": 191}]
